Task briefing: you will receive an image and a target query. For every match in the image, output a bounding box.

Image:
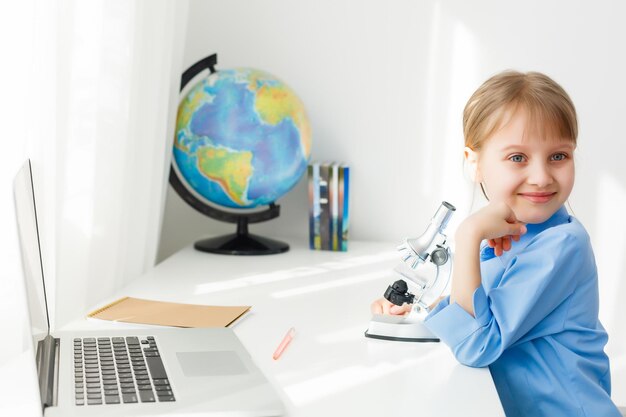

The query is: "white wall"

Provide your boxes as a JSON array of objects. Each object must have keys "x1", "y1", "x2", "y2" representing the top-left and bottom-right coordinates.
[
  {"x1": 158, "y1": 0, "x2": 626, "y2": 390},
  {"x1": 158, "y1": 0, "x2": 475, "y2": 260}
]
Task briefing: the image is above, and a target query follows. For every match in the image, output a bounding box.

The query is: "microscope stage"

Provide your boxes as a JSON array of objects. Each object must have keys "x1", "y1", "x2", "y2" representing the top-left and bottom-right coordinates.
[{"x1": 365, "y1": 314, "x2": 440, "y2": 342}]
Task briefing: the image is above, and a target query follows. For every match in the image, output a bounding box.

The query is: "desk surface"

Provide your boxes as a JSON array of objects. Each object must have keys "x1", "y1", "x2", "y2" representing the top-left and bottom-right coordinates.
[{"x1": 66, "y1": 239, "x2": 504, "y2": 417}]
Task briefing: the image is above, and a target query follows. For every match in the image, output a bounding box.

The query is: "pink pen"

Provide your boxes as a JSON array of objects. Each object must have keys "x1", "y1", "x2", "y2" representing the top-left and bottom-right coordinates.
[{"x1": 272, "y1": 327, "x2": 295, "y2": 360}]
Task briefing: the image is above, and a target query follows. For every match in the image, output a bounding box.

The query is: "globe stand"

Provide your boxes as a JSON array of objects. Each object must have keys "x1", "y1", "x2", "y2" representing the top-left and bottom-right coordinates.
[
  {"x1": 170, "y1": 159, "x2": 290, "y2": 256},
  {"x1": 194, "y1": 216, "x2": 289, "y2": 255}
]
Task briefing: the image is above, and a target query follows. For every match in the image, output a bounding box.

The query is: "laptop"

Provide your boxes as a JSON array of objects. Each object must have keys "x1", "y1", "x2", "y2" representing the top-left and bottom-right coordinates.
[{"x1": 13, "y1": 160, "x2": 285, "y2": 416}]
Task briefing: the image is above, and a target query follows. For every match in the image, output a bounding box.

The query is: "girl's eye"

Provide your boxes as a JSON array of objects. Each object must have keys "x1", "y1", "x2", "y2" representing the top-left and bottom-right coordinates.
[
  {"x1": 551, "y1": 153, "x2": 567, "y2": 161},
  {"x1": 509, "y1": 154, "x2": 525, "y2": 163}
]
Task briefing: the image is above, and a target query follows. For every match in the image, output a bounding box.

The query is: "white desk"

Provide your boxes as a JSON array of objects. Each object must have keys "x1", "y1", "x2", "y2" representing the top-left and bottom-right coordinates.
[{"x1": 66, "y1": 239, "x2": 505, "y2": 416}]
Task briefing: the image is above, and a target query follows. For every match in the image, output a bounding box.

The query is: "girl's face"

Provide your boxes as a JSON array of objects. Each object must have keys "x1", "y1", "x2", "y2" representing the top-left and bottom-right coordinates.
[{"x1": 466, "y1": 109, "x2": 575, "y2": 224}]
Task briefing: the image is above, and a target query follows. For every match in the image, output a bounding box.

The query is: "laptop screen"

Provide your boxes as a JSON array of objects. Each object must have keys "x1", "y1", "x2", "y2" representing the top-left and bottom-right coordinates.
[{"x1": 13, "y1": 160, "x2": 51, "y2": 353}]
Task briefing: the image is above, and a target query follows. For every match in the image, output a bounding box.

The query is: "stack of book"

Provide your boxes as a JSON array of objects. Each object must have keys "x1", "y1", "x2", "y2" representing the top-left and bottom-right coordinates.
[{"x1": 308, "y1": 162, "x2": 350, "y2": 251}]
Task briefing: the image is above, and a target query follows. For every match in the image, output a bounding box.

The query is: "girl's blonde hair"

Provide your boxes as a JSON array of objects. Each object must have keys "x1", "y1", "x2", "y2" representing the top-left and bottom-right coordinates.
[{"x1": 463, "y1": 71, "x2": 578, "y2": 150}]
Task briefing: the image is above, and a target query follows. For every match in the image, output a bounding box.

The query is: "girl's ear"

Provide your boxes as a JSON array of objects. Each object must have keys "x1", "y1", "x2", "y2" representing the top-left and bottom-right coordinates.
[{"x1": 464, "y1": 146, "x2": 482, "y2": 183}]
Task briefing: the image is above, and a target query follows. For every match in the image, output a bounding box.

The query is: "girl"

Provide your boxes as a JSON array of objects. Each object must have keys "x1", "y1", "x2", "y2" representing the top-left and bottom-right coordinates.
[{"x1": 372, "y1": 71, "x2": 620, "y2": 416}]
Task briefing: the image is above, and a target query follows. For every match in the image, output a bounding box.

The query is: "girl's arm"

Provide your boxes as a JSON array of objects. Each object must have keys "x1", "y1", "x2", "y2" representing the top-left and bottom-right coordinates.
[
  {"x1": 450, "y1": 202, "x2": 527, "y2": 316},
  {"x1": 449, "y1": 226, "x2": 483, "y2": 316},
  {"x1": 426, "y1": 224, "x2": 588, "y2": 367}
]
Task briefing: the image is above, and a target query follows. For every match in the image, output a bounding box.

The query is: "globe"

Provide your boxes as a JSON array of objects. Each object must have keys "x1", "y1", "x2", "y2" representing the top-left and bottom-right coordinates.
[{"x1": 173, "y1": 67, "x2": 311, "y2": 209}]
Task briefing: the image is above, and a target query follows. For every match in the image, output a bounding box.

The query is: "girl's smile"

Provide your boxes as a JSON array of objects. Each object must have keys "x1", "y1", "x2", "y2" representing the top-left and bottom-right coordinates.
[{"x1": 517, "y1": 191, "x2": 557, "y2": 204}]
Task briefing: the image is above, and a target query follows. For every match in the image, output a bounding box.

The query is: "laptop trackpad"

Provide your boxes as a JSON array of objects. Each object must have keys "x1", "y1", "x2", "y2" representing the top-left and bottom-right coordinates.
[{"x1": 176, "y1": 351, "x2": 249, "y2": 377}]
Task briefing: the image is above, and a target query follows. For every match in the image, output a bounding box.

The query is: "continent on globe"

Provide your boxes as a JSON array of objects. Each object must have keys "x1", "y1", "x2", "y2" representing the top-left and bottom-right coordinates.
[
  {"x1": 196, "y1": 146, "x2": 253, "y2": 207},
  {"x1": 174, "y1": 68, "x2": 311, "y2": 209}
]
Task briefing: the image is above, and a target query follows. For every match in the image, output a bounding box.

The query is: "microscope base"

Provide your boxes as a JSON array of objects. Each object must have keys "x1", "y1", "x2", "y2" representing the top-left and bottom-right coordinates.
[{"x1": 365, "y1": 314, "x2": 440, "y2": 342}]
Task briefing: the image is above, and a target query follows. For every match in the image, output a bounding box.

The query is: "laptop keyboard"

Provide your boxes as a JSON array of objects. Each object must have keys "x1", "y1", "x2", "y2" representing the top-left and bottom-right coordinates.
[{"x1": 73, "y1": 336, "x2": 175, "y2": 405}]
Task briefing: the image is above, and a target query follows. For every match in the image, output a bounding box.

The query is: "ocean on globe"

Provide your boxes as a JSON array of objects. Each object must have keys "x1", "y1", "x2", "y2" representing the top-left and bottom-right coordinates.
[{"x1": 173, "y1": 68, "x2": 311, "y2": 209}]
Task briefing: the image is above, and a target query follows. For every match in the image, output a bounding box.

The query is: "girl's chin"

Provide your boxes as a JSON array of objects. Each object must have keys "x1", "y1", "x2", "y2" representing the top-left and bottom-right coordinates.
[{"x1": 513, "y1": 207, "x2": 558, "y2": 225}]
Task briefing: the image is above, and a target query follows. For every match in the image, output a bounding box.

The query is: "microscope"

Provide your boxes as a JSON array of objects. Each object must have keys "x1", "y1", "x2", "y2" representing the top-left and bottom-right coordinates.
[{"x1": 365, "y1": 201, "x2": 456, "y2": 342}]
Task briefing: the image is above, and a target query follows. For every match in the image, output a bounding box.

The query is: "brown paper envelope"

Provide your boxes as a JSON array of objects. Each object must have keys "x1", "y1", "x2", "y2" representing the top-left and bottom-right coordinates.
[{"x1": 88, "y1": 297, "x2": 250, "y2": 328}]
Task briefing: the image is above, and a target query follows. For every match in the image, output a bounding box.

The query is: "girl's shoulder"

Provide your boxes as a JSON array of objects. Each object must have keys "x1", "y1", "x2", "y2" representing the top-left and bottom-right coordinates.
[
  {"x1": 496, "y1": 215, "x2": 598, "y2": 286},
  {"x1": 521, "y1": 215, "x2": 596, "y2": 276},
  {"x1": 497, "y1": 213, "x2": 593, "y2": 267},
  {"x1": 533, "y1": 215, "x2": 590, "y2": 248},
  {"x1": 515, "y1": 206, "x2": 590, "y2": 250}
]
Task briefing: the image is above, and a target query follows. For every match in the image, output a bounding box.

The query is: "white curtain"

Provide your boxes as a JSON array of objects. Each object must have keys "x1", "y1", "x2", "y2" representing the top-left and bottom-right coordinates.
[{"x1": 26, "y1": 0, "x2": 189, "y2": 329}]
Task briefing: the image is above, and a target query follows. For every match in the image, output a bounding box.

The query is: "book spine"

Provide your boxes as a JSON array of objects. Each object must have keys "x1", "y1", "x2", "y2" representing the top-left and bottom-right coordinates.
[
  {"x1": 337, "y1": 165, "x2": 345, "y2": 251},
  {"x1": 308, "y1": 164, "x2": 315, "y2": 249},
  {"x1": 341, "y1": 165, "x2": 350, "y2": 251},
  {"x1": 331, "y1": 163, "x2": 339, "y2": 251},
  {"x1": 319, "y1": 163, "x2": 331, "y2": 250},
  {"x1": 309, "y1": 163, "x2": 321, "y2": 250}
]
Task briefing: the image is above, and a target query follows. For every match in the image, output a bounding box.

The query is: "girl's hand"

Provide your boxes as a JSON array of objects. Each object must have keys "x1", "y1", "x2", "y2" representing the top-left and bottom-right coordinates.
[
  {"x1": 370, "y1": 298, "x2": 412, "y2": 315},
  {"x1": 459, "y1": 201, "x2": 527, "y2": 256},
  {"x1": 487, "y1": 235, "x2": 521, "y2": 257},
  {"x1": 370, "y1": 296, "x2": 444, "y2": 315}
]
